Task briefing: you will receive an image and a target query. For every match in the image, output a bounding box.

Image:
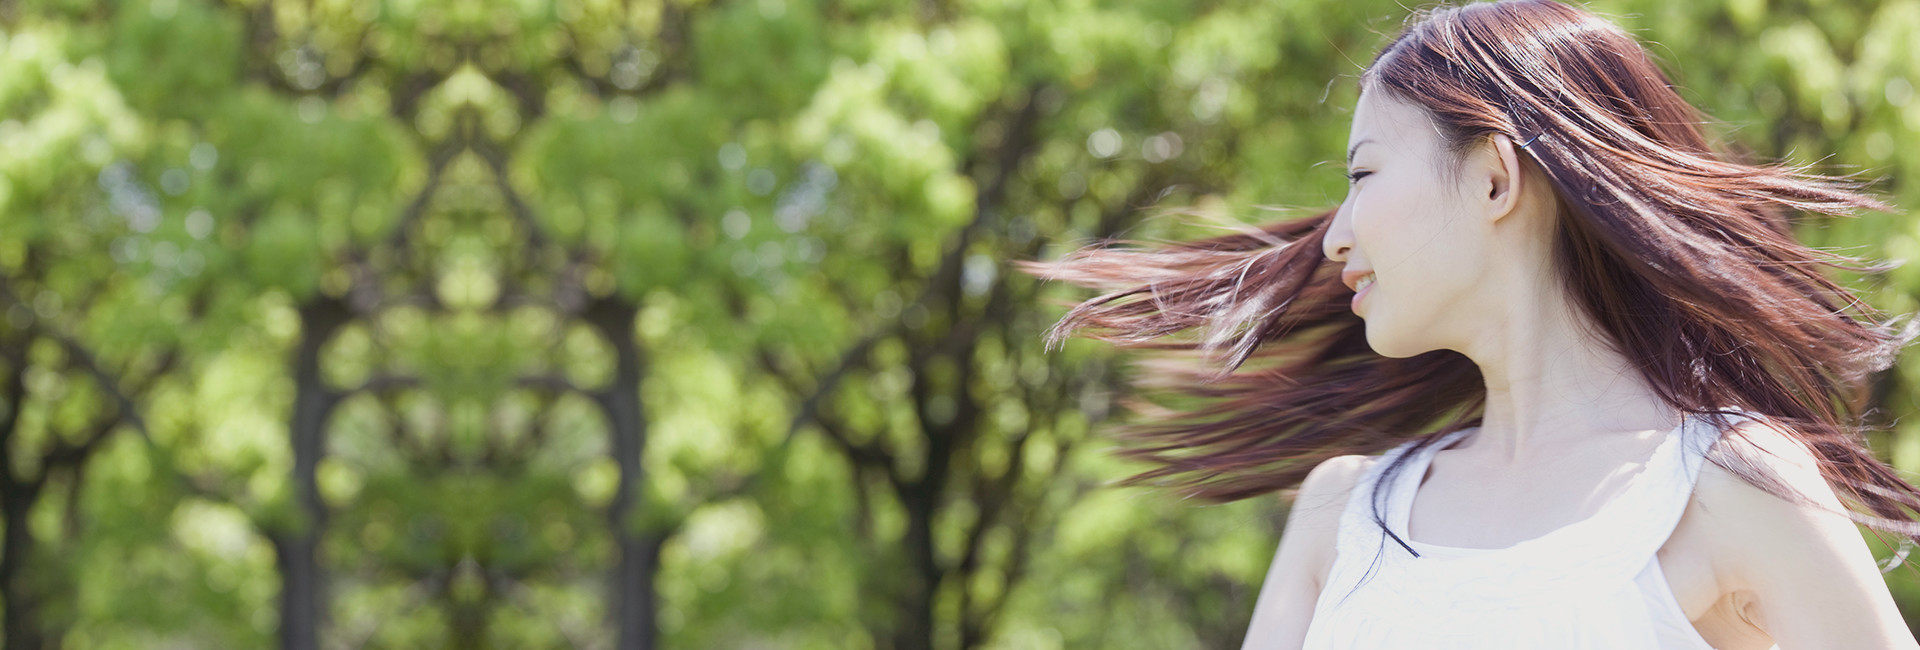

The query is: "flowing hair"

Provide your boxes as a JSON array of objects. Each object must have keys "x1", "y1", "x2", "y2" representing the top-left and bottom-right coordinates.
[{"x1": 1016, "y1": 0, "x2": 1920, "y2": 573}]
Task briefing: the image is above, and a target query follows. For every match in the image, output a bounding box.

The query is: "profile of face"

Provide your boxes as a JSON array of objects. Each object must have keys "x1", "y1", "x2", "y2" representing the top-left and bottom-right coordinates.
[{"x1": 1323, "y1": 87, "x2": 1542, "y2": 359}]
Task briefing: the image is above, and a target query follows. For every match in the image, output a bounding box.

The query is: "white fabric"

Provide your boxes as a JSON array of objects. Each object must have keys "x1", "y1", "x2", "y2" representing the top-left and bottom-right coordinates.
[{"x1": 1302, "y1": 410, "x2": 1781, "y2": 650}]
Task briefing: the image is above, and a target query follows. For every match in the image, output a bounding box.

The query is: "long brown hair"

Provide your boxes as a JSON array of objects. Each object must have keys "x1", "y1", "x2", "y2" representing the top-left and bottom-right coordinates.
[{"x1": 1017, "y1": 0, "x2": 1920, "y2": 566}]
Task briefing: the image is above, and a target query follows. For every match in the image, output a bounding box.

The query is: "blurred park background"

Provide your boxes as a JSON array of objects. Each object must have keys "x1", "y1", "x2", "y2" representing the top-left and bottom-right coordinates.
[{"x1": 5, "y1": 0, "x2": 1920, "y2": 648}]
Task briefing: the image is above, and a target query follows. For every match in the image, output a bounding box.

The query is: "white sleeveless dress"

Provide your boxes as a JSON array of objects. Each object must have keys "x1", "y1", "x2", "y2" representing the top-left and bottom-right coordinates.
[{"x1": 1301, "y1": 410, "x2": 1782, "y2": 650}]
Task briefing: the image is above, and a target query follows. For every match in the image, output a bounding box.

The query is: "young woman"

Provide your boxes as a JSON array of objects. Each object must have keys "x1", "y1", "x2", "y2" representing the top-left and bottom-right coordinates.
[{"x1": 1018, "y1": 1, "x2": 1920, "y2": 648}]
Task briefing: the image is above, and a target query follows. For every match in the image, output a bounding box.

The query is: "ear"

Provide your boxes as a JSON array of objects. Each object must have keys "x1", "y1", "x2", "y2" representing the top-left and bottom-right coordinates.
[{"x1": 1482, "y1": 133, "x2": 1525, "y2": 223}]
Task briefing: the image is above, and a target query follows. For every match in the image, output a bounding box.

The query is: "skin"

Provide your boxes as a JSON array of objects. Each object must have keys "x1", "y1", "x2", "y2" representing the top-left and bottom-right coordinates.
[{"x1": 1238, "y1": 88, "x2": 1920, "y2": 649}]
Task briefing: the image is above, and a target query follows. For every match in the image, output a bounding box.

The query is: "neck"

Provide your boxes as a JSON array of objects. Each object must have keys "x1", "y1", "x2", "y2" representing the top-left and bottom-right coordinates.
[{"x1": 1452, "y1": 268, "x2": 1678, "y2": 465}]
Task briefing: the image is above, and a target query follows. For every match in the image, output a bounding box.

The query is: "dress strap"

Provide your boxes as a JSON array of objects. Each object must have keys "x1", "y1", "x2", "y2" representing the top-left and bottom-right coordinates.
[
  {"x1": 1337, "y1": 435, "x2": 1421, "y2": 550},
  {"x1": 1383, "y1": 429, "x2": 1474, "y2": 556},
  {"x1": 1365, "y1": 411, "x2": 1752, "y2": 572},
  {"x1": 1587, "y1": 409, "x2": 1758, "y2": 571},
  {"x1": 1334, "y1": 429, "x2": 1473, "y2": 559},
  {"x1": 1678, "y1": 409, "x2": 1751, "y2": 485}
]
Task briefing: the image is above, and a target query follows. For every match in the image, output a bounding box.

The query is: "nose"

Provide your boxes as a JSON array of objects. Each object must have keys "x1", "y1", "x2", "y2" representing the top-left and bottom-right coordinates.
[{"x1": 1323, "y1": 204, "x2": 1354, "y2": 262}]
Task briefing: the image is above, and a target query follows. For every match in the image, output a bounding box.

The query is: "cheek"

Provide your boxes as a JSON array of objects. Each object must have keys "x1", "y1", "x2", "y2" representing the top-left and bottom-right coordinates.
[
  {"x1": 1353, "y1": 188, "x2": 1478, "y2": 306},
  {"x1": 1350, "y1": 186, "x2": 1430, "y2": 267},
  {"x1": 1365, "y1": 175, "x2": 1475, "y2": 245}
]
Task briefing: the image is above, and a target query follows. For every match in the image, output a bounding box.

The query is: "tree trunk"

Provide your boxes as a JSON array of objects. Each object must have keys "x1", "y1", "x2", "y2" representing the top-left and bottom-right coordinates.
[
  {"x1": 1, "y1": 478, "x2": 46, "y2": 650},
  {"x1": 586, "y1": 295, "x2": 658, "y2": 650},
  {"x1": 0, "y1": 333, "x2": 46, "y2": 650},
  {"x1": 891, "y1": 485, "x2": 939, "y2": 650},
  {"x1": 273, "y1": 295, "x2": 351, "y2": 650}
]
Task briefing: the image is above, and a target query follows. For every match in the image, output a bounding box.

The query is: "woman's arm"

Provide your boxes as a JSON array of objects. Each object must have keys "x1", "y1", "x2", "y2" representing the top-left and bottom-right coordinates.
[
  {"x1": 1241, "y1": 454, "x2": 1375, "y2": 650},
  {"x1": 1695, "y1": 421, "x2": 1920, "y2": 649}
]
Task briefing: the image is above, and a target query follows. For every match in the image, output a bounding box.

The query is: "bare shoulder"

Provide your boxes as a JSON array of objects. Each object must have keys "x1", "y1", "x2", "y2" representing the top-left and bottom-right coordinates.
[
  {"x1": 1686, "y1": 416, "x2": 1917, "y2": 647},
  {"x1": 1688, "y1": 416, "x2": 1841, "y2": 592},
  {"x1": 1292, "y1": 454, "x2": 1379, "y2": 520},
  {"x1": 1245, "y1": 454, "x2": 1384, "y2": 650},
  {"x1": 1692, "y1": 415, "x2": 1843, "y2": 522},
  {"x1": 1282, "y1": 455, "x2": 1380, "y2": 582}
]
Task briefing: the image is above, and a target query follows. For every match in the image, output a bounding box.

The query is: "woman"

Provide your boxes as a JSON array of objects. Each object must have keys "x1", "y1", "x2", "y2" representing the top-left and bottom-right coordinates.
[{"x1": 1018, "y1": 1, "x2": 1920, "y2": 648}]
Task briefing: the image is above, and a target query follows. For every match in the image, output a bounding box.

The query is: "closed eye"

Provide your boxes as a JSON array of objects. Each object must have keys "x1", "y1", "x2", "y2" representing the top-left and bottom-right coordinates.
[{"x1": 1345, "y1": 170, "x2": 1372, "y2": 184}]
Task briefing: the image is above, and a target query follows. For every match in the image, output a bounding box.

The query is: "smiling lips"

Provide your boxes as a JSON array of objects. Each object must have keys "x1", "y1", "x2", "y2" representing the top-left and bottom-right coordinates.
[{"x1": 1342, "y1": 269, "x2": 1376, "y2": 313}]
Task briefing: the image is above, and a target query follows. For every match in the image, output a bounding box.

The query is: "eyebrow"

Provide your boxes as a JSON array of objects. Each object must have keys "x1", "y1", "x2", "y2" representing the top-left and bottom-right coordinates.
[{"x1": 1346, "y1": 139, "x2": 1373, "y2": 167}]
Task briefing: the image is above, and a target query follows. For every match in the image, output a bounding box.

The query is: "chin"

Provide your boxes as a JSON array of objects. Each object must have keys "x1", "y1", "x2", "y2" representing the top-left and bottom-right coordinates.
[{"x1": 1361, "y1": 320, "x2": 1428, "y2": 359}]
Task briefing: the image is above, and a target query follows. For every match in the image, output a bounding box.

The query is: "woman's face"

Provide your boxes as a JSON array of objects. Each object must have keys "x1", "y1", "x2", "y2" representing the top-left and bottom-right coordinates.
[{"x1": 1325, "y1": 89, "x2": 1499, "y2": 358}]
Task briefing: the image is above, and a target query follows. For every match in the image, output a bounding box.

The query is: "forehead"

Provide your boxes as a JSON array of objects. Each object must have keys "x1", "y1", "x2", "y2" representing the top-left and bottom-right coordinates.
[{"x1": 1348, "y1": 89, "x2": 1438, "y2": 152}]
